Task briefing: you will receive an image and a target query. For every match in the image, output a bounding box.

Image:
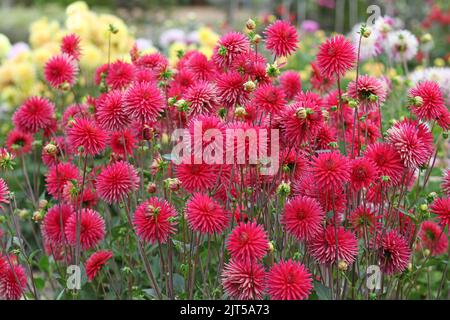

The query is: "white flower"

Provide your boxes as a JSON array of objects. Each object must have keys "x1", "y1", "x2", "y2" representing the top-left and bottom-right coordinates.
[
  {"x1": 410, "y1": 67, "x2": 450, "y2": 104},
  {"x1": 159, "y1": 28, "x2": 186, "y2": 48},
  {"x1": 349, "y1": 24, "x2": 382, "y2": 61},
  {"x1": 384, "y1": 30, "x2": 418, "y2": 62}
]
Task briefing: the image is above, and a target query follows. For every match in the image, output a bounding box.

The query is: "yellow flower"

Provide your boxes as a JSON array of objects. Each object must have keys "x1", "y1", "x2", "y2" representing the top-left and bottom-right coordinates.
[
  {"x1": 434, "y1": 58, "x2": 445, "y2": 67},
  {"x1": 29, "y1": 18, "x2": 60, "y2": 48},
  {"x1": 66, "y1": 1, "x2": 89, "y2": 16},
  {"x1": 12, "y1": 62, "x2": 36, "y2": 87},
  {"x1": 80, "y1": 44, "x2": 103, "y2": 70},
  {"x1": 0, "y1": 34, "x2": 11, "y2": 60},
  {"x1": 197, "y1": 26, "x2": 219, "y2": 49},
  {"x1": 32, "y1": 43, "x2": 59, "y2": 68}
]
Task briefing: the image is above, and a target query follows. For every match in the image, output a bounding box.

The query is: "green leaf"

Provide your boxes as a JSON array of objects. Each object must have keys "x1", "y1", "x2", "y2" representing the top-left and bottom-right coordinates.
[
  {"x1": 34, "y1": 278, "x2": 45, "y2": 290},
  {"x1": 314, "y1": 281, "x2": 332, "y2": 300},
  {"x1": 38, "y1": 255, "x2": 49, "y2": 273},
  {"x1": 172, "y1": 273, "x2": 185, "y2": 293}
]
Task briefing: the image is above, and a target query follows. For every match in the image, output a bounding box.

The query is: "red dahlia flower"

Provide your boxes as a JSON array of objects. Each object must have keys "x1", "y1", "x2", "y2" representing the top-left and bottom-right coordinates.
[
  {"x1": 85, "y1": 250, "x2": 113, "y2": 281},
  {"x1": 13, "y1": 96, "x2": 55, "y2": 134},
  {"x1": 430, "y1": 197, "x2": 450, "y2": 227},
  {"x1": 124, "y1": 81, "x2": 164, "y2": 123},
  {"x1": 133, "y1": 197, "x2": 177, "y2": 244},
  {"x1": 42, "y1": 204, "x2": 74, "y2": 245},
  {"x1": 96, "y1": 89, "x2": 131, "y2": 131},
  {"x1": 282, "y1": 195, "x2": 324, "y2": 241},
  {"x1": 310, "y1": 151, "x2": 350, "y2": 191},
  {"x1": 264, "y1": 20, "x2": 299, "y2": 57},
  {"x1": 96, "y1": 161, "x2": 140, "y2": 204},
  {"x1": 317, "y1": 35, "x2": 356, "y2": 78},
  {"x1": 267, "y1": 260, "x2": 313, "y2": 300},
  {"x1": 418, "y1": 221, "x2": 448, "y2": 256},
  {"x1": 375, "y1": 230, "x2": 411, "y2": 275},
  {"x1": 61, "y1": 33, "x2": 82, "y2": 61},
  {"x1": 387, "y1": 119, "x2": 433, "y2": 169},
  {"x1": 67, "y1": 118, "x2": 107, "y2": 155},
  {"x1": 44, "y1": 53, "x2": 78, "y2": 88},
  {"x1": 6, "y1": 129, "x2": 33, "y2": 156},
  {"x1": 65, "y1": 209, "x2": 105, "y2": 250},
  {"x1": 309, "y1": 225, "x2": 358, "y2": 265},
  {"x1": 186, "y1": 193, "x2": 229, "y2": 235},
  {"x1": 0, "y1": 260, "x2": 27, "y2": 300},
  {"x1": 221, "y1": 259, "x2": 266, "y2": 300},
  {"x1": 226, "y1": 222, "x2": 268, "y2": 262}
]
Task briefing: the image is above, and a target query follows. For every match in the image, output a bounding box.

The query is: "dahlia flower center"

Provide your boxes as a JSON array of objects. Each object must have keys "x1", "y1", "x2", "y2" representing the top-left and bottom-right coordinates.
[{"x1": 239, "y1": 232, "x2": 250, "y2": 244}]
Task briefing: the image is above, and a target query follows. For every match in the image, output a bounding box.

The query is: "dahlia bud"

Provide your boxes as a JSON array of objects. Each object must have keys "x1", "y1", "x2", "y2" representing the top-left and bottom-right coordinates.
[
  {"x1": 17, "y1": 209, "x2": 30, "y2": 220},
  {"x1": 38, "y1": 199, "x2": 48, "y2": 210},
  {"x1": 423, "y1": 249, "x2": 431, "y2": 257},
  {"x1": 409, "y1": 95, "x2": 424, "y2": 107},
  {"x1": 0, "y1": 148, "x2": 15, "y2": 170},
  {"x1": 0, "y1": 215, "x2": 5, "y2": 224},
  {"x1": 243, "y1": 80, "x2": 256, "y2": 92},
  {"x1": 338, "y1": 260, "x2": 348, "y2": 271},
  {"x1": 266, "y1": 63, "x2": 280, "y2": 77},
  {"x1": 246, "y1": 18, "x2": 256, "y2": 31},
  {"x1": 434, "y1": 58, "x2": 445, "y2": 67},
  {"x1": 252, "y1": 34, "x2": 262, "y2": 44},
  {"x1": 407, "y1": 262, "x2": 413, "y2": 272},
  {"x1": 321, "y1": 108, "x2": 329, "y2": 121},
  {"x1": 328, "y1": 141, "x2": 339, "y2": 149},
  {"x1": 164, "y1": 178, "x2": 180, "y2": 192},
  {"x1": 218, "y1": 45, "x2": 227, "y2": 57},
  {"x1": 427, "y1": 192, "x2": 437, "y2": 203},
  {"x1": 419, "y1": 203, "x2": 428, "y2": 212},
  {"x1": 361, "y1": 26, "x2": 372, "y2": 38},
  {"x1": 147, "y1": 182, "x2": 157, "y2": 194},
  {"x1": 175, "y1": 99, "x2": 190, "y2": 112},
  {"x1": 108, "y1": 24, "x2": 119, "y2": 34},
  {"x1": 368, "y1": 94, "x2": 378, "y2": 102},
  {"x1": 234, "y1": 106, "x2": 248, "y2": 118},
  {"x1": 295, "y1": 107, "x2": 313, "y2": 119},
  {"x1": 381, "y1": 175, "x2": 390, "y2": 182},
  {"x1": 421, "y1": 33, "x2": 433, "y2": 44},
  {"x1": 268, "y1": 241, "x2": 275, "y2": 253},
  {"x1": 348, "y1": 99, "x2": 358, "y2": 108},
  {"x1": 330, "y1": 105, "x2": 338, "y2": 112},
  {"x1": 32, "y1": 210, "x2": 44, "y2": 223},
  {"x1": 44, "y1": 143, "x2": 58, "y2": 155},
  {"x1": 276, "y1": 181, "x2": 291, "y2": 197},
  {"x1": 443, "y1": 131, "x2": 449, "y2": 139},
  {"x1": 161, "y1": 133, "x2": 170, "y2": 146},
  {"x1": 168, "y1": 96, "x2": 177, "y2": 106}
]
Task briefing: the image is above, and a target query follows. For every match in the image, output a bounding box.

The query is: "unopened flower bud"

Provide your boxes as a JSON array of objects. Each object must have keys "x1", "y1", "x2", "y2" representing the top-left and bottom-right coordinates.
[
  {"x1": 348, "y1": 99, "x2": 358, "y2": 108},
  {"x1": 0, "y1": 215, "x2": 6, "y2": 224},
  {"x1": 407, "y1": 262, "x2": 413, "y2": 272},
  {"x1": 423, "y1": 249, "x2": 431, "y2": 257},
  {"x1": 330, "y1": 105, "x2": 338, "y2": 112},
  {"x1": 368, "y1": 94, "x2": 378, "y2": 102},
  {"x1": 18, "y1": 209, "x2": 30, "y2": 220},
  {"x1": 443, "y1": 131, "x2": 449, "y2": 139},
  {"x1": 44, "y1": 143, "x2": 58, "y2": 155},
  {"x1": 168, "y1": 96, "x2": 177, "y2": 106},
  {"x1": 409, "y1": 96, "x2": 424, "y2": 107},
  {"x1": 32, "y1": 210, "x2": 44, "y2": 223},
  {"x1": 338, "y1": 260, "x2": 348, "y2": 271},
  {"x1": 234, "y1": 106, "x2": 248, "y2": 118},
  {"x1": 362, "y1": 27, "x2": 372, "y2": 38},
  {"x1": 147, "y1": 182, "x2": 157, "y2": 194},
  {"x1": 427, "y1": 192, "x2": 437, "y2": 203},
  {"x1": 38, "y1": 199, "x2": 48, "y2": 210},
  {"x1": 268, "y1": 241, "x2": 275, "y2": 253},
  {"x1": 164, "y1": 178, "x2": 180, "y2": 191},
  {"x1": 295, "y1": 107, "x2": 313, "y2": 119},
  {"x1": 276, "y1": 181, "x2": 291, "y2": 197},
  {"x1": 246, "y1": 18, "x2": 256, "y2": 30},
  {"x1": 252, "y1": 34, "x2": 262, "y2": 44},
  {"x1": 266, "y1": 63, "x2": 280, "y2": 77},
  {"x1": 243, "y1": 80, "x2": 256, "y2": 92},
  {"x1": 421, "y1": 33, "x2": 433, "y2": 44},
  {"x1": 419, "y1": 203, "x2": 428, "y2": 212}
]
